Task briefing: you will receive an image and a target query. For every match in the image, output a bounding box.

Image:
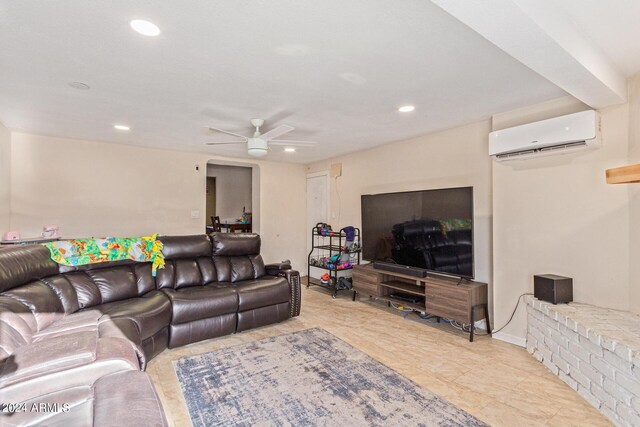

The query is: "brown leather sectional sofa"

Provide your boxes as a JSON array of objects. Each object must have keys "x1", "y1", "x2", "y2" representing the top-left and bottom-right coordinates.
[{"x1": 0, "y1": 233, "x2": 301, "y2": 426}]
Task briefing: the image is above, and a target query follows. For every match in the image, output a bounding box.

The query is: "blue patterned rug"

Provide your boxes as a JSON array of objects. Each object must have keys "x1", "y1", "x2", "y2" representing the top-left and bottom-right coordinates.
[{"x1": 173, "y1": 328, "x2": 487, "y2": 426}]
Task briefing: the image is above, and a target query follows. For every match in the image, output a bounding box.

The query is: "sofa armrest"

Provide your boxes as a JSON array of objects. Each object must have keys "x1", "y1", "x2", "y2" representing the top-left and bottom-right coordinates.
[
  {"x1": 265, "y1": 262, "x2": 291, "y2": 273},
  {"x1": 265, "y1": 266, "x2": 301, "y2": 317}
]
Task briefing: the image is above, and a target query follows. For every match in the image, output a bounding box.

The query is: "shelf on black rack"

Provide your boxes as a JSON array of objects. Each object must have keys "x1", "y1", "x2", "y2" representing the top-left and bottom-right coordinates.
[
  {"x1": 313, "y1": 244, "x2": 343, "y2": 251},
  {"x1": 307, "y1": 277, "x2": 333, "y2": 288},
  {"x1": 308, "y1": 264, "x2": 353, "y2": 271}
]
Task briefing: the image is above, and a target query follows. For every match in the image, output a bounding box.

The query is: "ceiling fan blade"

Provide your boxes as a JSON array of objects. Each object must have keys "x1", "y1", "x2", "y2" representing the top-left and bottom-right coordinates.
[
  {"x1": 205, "y1": 141, "x2": 246, "y2": 145},
  {"x1": 260, "y1": 124, "x2": 294, "y2": 141},
  {"x1": 269, "y1": 140, "x2": 317, "y2": 146},
  {"x1": 207, "y1": 126, "x2": 249, "y2": 140}
]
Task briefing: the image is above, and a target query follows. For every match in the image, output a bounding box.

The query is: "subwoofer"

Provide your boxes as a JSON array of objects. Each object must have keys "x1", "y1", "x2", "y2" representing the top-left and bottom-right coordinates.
[{"x1": 534, "y1": 274, "x2": 573, "y2": 304}]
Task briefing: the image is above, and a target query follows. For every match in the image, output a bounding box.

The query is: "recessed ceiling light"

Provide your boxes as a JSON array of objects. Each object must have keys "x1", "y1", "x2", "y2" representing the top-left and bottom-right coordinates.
[
  {"x1": 398, "y1": 105, "x2": 415, "y2": 113},
  {"x1": 130, "y1": 19, "x2": 160, "y2": 37},
  {"x1": 68, "y1": 81, "x2": 90, "y2": 90},
  {"x1": 114, "y1": 124, "x2": 130, "y2": 131},
  {"x1": 284, "y1": 147, "x2": 296, "y2": 152}
]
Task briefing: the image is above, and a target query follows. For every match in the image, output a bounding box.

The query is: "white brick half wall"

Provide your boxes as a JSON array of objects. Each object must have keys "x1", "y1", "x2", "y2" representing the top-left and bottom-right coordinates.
[{"x1": 526, "y1": 296, "x2": 640, "y2": 427}]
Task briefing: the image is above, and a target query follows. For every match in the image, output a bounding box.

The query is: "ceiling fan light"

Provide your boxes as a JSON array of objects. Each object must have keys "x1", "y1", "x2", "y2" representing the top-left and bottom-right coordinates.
[
  {"x1": 248, "y1": 148, "x2": 268, "y2": 157},
  {"x1": 247, "y1": 137, "x2": 268, "y2": 157}
]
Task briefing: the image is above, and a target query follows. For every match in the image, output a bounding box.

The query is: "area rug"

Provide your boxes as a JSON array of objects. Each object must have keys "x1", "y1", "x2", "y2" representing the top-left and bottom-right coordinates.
[{"x1": 173, "y1": 328, "x2": 487, "y2": 426}]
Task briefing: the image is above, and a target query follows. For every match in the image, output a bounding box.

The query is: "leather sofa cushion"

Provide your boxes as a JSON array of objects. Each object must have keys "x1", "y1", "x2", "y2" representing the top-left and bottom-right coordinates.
[
  {"x1": 163, "y1": 286, "x2": 238, "y2": 324},
  {"x1": 6, "y1": 384, "x2": 95, "y2": 426},
  {"x1": 98, "y1": 317, "x2": 147, "y2": 368},
  {"x1": 233, "y1": 276, "x2": 290, "y2": 311},
  {"x1": 0, "y1": 296, "x2": 36, "y2": 344},
  {"x1": 211, "y1": 233, "x2": 260, "y2": 256},
  {"x1": 0, "y1": 245, "x2": 59, "y2": 293},
  {"x1": 32, "y1": 308, "x2": 103, "y2": 340},
  {"x1": 65, "y1": 271, "x2": 104, "y2": 308},
  {"x1": 40, "y1": 275, "x2": 80, "y2": 314},
  {"x1": 155, "y1": 257, "x2": 217, "y2": 289},
  {"x1": 237, "y1": 302, "x2": 290, "y2": 332},
  {"x1": 174, "y1": 259, "x2": 202, "y2": 288},
  {"x1": 62, "y1": 264, "x2": 156, "y2": 308},
  {"x1": 160, "y1": 235, "x2": 212, "y2": 259},
  {"x1": 4, "y1": 370, "x2": 167, "y2": 427},
  {"x1": 168, "y1": 314, "x2": 236, "y2": 349},
  {"x1": 95, "y1": 291, "x2": 172, "y2": 340},
  {"x1": 213, "y1": 254, "x2": 266, "y2": 282},
  {"x1": 0, "y1": 332, "x2": 139, "y2": 394},
  {"x1": 93, "y1": 370, "x2": 168, "y2": 427},
  {"x1": 86, "y1": 267, "x2": 139, "y2": 304},
  {"x1": 2, "y1": 281, "x2": 65, "y2": 331},
  {"x1": 0, "y1": 318, "x2": 31, "y2": 360}
]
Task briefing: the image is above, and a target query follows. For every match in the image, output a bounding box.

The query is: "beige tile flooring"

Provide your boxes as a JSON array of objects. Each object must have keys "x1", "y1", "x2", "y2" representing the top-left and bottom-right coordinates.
[{"x1": 147, "y1": 283, "x2": 612, "y2": 426}]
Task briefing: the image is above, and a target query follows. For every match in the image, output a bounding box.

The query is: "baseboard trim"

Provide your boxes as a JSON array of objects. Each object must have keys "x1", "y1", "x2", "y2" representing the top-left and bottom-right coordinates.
[{"x1": 492, "y1": 331, "x2": 526, "y2": 348}]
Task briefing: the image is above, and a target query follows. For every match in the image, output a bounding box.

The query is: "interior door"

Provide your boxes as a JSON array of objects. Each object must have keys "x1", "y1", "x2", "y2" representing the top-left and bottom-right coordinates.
[{"x1": 306, "y1": 173, "x2": 329, "y2": 268}]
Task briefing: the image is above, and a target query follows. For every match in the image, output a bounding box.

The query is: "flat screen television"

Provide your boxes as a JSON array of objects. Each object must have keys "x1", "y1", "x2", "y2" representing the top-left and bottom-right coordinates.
[{"x1": 361, "y1": 186, "x2": 474, "y2": 279}]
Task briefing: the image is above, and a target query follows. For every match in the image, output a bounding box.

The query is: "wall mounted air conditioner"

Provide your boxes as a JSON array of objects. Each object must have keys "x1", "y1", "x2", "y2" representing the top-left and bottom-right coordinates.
[{"x1": 489, "y1": 110, "x2": 601, "y2": 161}]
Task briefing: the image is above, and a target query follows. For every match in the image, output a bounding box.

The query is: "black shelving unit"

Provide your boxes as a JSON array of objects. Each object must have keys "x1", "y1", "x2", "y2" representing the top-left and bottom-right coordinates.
[{"x1": 307, "y1": 225, "x2": 360, "y2": 298}]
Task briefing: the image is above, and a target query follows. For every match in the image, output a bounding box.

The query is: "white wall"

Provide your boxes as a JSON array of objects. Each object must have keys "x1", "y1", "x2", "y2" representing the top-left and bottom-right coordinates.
[
  {"x1": 9, "y1": 132, "x2": 308, "y2": 269},
  {"x1": 628, "y1": 73, "x2": 640, "y2": 314},
  {"x1": 0, "y1": 121, "x2": 10, "y2": 235},
  {"x1": 492, "y1": 96, "x2": 631, "y2": 341},
  {"x1": 307, "y1": 120, "x2": 493, "y2": 300},
  {"x1": 306, "y1": 93, "x2": 636, "y2": 345},
  {"x1": 206, "y1": 164, "x2": 252, "y2": 223}
]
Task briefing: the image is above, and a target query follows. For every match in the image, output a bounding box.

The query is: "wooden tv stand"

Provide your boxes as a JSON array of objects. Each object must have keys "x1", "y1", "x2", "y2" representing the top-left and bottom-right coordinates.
[{"x1": 352, "y1": 264, "x2": 490, "y2": 342}]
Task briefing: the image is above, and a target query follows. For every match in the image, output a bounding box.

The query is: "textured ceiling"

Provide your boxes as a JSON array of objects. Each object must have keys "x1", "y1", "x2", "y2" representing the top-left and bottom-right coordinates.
[{"x1": 0, "y1": 0, "x2": 570, "y2": 163}]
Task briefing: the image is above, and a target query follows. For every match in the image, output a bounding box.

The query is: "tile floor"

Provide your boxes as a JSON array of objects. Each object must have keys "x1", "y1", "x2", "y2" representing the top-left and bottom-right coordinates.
[{"x1": 146, "y1": 281, "x2": 611, "y2": 426}]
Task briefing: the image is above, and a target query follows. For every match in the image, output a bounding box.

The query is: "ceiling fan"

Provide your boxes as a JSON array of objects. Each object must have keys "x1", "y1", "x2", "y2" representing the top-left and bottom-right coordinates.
[{"x1": 205, "y1": 118, "x2": 316, "y2": 157}]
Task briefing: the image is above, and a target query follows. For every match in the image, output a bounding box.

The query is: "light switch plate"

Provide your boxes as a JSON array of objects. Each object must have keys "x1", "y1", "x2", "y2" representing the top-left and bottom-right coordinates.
[
  {"x1": 191, "y1": 210, "x2": 200, "y2": 219},
  {"x1": 330, "y1": 163, "x2": 342, "y2": 178}
]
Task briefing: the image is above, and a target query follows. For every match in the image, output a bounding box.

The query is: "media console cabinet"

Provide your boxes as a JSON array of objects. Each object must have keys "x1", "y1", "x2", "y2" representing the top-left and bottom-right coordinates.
[{"x1": 352, "y1": 264, "x2": 490, "y2": 342}]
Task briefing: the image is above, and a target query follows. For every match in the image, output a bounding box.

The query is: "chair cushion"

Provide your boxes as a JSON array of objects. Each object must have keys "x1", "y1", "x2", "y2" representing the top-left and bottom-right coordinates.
[
  {"x1": 233, "y1": 276, "x2": 290, "y2": 311},
  {"x1": 95, "y1": 291, "x2": 172, "y2": 340},
  {"x1": 163, "y1": 286, "x2": 238, "y2": 324}
]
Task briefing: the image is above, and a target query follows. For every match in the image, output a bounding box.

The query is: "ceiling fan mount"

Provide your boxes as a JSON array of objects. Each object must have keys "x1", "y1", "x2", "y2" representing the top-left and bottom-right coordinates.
[
  {"x1": 249, "y1": 118, "x2": 264, "y2": 129},
  {"x1": 205, "y1": 118, "x2": 316, "y2": 157}
]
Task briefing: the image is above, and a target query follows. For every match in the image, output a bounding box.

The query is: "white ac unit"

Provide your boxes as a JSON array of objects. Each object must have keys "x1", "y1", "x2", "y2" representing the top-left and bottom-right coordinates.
[{"x1": 489, "y1": 110, "x2": 600, "y2": 161}]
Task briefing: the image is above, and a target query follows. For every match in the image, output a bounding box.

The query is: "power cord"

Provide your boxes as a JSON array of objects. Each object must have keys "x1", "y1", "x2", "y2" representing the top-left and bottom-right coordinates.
[{"x1": 473, "y1": 292, "x2": 533, "y2": 337}]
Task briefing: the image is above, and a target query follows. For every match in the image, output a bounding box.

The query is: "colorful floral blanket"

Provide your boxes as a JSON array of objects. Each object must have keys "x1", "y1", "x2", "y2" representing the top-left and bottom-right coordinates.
[
  {"x1": 44, "y1": 234, "x2": 165, "y2": 276},
  {"x1": 439, "y1": 218, "x2": 472, "y2": 235}
]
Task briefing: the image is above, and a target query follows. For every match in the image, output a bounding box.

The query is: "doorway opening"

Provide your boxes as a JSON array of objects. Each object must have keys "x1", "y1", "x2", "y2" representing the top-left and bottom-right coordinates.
[{"x1": 206, "y1": 161, "x2": 259, "y2": 234}]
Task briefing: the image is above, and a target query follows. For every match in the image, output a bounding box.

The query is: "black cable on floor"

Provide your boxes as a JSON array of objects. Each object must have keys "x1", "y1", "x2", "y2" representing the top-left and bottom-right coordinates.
[{"x1": 474, "y1": 292, "x2": 533, "y2": 337}]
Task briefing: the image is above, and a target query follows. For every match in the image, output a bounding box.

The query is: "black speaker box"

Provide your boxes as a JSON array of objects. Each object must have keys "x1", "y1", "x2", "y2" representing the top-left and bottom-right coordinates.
[{"x1": 534, "y1": 274, "x2": 573, "y2": 304}]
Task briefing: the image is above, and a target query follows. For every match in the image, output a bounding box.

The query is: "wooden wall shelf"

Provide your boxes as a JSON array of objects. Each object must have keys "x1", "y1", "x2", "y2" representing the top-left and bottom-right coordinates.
[{"x1": 606, "y1": 163, "x2": 640, "y2": 184}]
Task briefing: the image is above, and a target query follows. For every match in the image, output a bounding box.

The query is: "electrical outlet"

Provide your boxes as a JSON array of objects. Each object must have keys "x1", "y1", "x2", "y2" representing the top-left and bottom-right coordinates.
[{"x1": 191, "y1": 210, "x2": 200, "y2": 219}]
